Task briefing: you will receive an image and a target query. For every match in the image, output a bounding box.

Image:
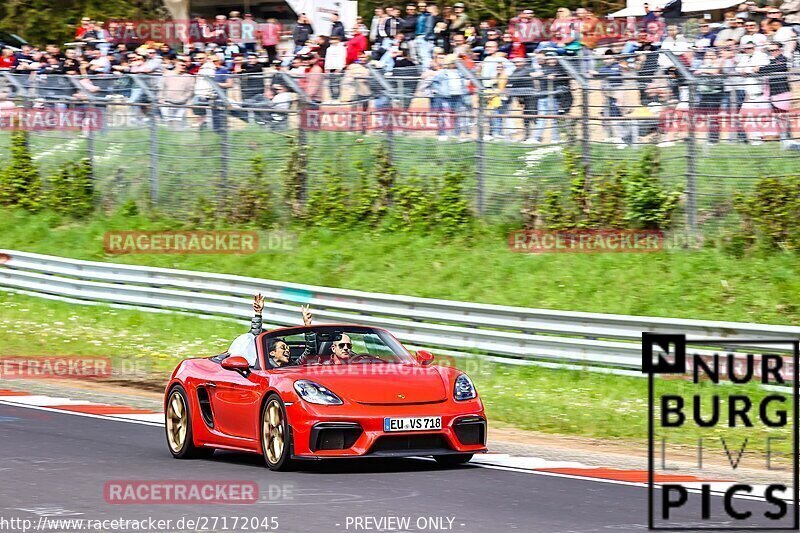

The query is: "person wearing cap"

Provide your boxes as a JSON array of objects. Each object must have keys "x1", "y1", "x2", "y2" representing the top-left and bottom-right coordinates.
[{"x1": 450, "y1": 3, "x2": 469, "y2": 33}]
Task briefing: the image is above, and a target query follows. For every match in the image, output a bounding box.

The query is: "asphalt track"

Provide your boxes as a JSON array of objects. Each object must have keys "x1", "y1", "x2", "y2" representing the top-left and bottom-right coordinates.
[{"x1": 0, "y1": 403, "x2": 791, "y2": 533}]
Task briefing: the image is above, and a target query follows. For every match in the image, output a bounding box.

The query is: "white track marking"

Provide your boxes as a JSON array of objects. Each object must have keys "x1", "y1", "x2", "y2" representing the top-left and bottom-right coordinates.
[{"x1": 0, "y1": 394, "x2": 794, "y2": 504}]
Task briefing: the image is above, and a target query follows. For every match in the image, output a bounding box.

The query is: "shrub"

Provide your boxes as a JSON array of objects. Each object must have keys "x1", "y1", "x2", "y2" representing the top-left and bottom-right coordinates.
[
  {"x1": 734, "y1": 175, "x2": 800, "y2": 251},
  {"x1": 0, "y1": 131, "x2": 42, "y2": 212},
  {"x1": 48, "y1": 158, "x2": 94, "y2": 218},
  {"x1": 623, "y1": 147, "x2": 680, "y2": 229},
  {"x1": 227, "y1": 154, "x2": 273, "y2": 227},
  {"x1": 436, "y1": 169, "x2": 472, "y2": 235}
]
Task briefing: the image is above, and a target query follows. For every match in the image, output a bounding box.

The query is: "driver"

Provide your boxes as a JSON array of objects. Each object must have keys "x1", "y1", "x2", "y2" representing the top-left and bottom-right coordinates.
[{"x1": 328, "y1": 334, "x2": 353, "y2": 365}]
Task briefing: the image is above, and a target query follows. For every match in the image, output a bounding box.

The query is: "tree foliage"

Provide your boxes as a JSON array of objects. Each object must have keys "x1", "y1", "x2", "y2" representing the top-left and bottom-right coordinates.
[{"x1": 0, "y1": 0, "x2": 165, "y2": 48}]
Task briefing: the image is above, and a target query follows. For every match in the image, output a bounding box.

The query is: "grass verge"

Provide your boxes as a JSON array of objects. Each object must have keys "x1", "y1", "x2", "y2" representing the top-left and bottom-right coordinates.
[{"x1": 1, "y1": 208, "x2": 800, "y2": 325}]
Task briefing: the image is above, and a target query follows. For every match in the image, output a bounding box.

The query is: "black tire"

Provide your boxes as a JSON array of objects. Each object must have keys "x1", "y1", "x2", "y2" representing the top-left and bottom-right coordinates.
[
  {"x1": 165, "y1": 385, "x2": 214, "y2": 459},
  {"x1": 261, "y1": 393, "x2": 294, "y2": 471},
  {"x1": 434, "y1": 453, "x2": 474, "y2": 466}
]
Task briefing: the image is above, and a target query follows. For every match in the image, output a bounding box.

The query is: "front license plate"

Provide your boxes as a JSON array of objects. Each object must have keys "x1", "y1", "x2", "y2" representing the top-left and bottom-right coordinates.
[{"x1": 384, "y1": 416, "x2": 442, "y2": 432}]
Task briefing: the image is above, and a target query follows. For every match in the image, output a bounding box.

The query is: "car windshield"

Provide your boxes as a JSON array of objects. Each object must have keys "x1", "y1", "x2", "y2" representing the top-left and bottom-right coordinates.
[{"x1": 262, "y1": 326, "x2": 415, "y2": 366}]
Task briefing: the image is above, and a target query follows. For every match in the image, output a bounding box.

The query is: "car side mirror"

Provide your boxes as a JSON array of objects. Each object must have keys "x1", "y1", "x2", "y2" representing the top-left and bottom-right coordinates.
[
  {"x1": 416, "y1": 350, "x2": 434, "y2": 366},
  {"x1": 221, "y1": 355, "x2": 251, "y2": 376}
]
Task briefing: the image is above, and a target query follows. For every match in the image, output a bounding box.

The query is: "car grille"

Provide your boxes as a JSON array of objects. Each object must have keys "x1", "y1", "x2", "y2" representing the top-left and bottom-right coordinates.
[{"x1": 369, "y1": 434, "x2": 450, "y2": 454}]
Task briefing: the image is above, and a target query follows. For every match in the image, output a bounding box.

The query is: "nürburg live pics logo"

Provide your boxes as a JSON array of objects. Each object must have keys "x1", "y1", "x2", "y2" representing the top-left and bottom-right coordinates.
[{"x1": 643, "y1": 333, "x2": 799, "y2": 530}]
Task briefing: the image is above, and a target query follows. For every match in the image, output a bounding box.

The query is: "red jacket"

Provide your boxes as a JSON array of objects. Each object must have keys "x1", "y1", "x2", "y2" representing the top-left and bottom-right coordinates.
[{"x1": 346, "y1": 34, "x2": 368, "y2": 65}]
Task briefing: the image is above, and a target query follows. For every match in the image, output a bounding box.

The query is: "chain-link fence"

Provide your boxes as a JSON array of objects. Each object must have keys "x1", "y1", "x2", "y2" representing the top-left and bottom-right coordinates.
[{"x1": 1, "y1": 50, "x2": 799, "y2": 233}]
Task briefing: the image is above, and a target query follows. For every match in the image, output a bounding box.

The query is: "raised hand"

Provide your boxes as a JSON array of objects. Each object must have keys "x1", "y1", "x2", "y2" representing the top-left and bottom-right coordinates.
[
  {"x1": 253, "y1": 293, "x2": 265, "y2": 315},
  {"x1": 301, "y1": 304, "x2": 313, "y2": 326}
]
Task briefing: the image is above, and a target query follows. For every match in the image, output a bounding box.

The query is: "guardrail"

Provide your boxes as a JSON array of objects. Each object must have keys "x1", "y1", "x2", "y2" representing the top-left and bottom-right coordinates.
[{"x1": 1, "y1": 249, "x2": 798, "y2": 369}]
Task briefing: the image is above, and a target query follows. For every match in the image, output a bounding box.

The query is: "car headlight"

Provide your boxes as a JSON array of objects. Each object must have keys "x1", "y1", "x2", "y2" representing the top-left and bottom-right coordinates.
[
  {"x1": 454, "y1": 374, "x2": 477, "y2": 401},
  {"x1": 293, "y1": 380, "x2": 343, "y2": 405}
]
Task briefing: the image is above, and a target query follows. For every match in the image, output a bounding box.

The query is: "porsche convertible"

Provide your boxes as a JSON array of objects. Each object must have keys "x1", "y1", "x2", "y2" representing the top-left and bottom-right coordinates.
[{"x1": 164, "y1": 324, "x2": 487, "y2": 470}]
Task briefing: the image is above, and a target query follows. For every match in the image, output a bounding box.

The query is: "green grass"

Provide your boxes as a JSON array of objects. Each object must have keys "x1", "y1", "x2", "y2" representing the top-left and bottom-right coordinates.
[
  {"x1": 0, "y1": 290, "x2": 791, "y2": 457},
  {"x1": 1, "y1": 208, "x2": 800, "y2": 325}
]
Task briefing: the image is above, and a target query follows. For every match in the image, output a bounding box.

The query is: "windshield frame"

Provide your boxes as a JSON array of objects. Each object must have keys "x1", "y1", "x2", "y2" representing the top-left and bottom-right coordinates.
[{"x1": 258, "y1": 324, "x2": 416, "y2": 367}]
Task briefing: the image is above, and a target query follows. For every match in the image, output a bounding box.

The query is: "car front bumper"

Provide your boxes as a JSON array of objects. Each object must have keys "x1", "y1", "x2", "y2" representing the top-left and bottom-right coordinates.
[{"x1": 286, "y1": 399, "x2": 487, "y2": 459}]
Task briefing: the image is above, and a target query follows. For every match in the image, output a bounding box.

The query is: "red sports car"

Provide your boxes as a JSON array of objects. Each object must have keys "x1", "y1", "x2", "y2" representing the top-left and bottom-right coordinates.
[{"x1": 164, "y1": 324, "x2": 487, "y2": 470}]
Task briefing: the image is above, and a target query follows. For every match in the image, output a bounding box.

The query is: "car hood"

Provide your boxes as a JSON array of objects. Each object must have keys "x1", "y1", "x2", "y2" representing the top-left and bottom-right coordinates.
[{"x1": 291, "y1": 364, "x2": 448, "y2": 404}]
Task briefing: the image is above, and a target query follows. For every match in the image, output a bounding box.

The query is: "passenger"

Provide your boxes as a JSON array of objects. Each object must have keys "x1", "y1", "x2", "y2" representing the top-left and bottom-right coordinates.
[{"x1": 267, "y1": 337, "x2": 291, "y2": 367}]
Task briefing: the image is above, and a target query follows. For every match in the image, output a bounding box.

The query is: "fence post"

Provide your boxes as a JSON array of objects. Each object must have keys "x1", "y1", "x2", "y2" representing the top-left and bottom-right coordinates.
[
  {"x1": 663, "y1": 50, "x2": 699, "y2": 238},
  {"x1": 219, "y1": 101, "x2": 229, "y2": 205},
  {"x1": 278, "y1": 72, "x2": 310, "y2": 205},
  {"x1": 476, "y1": 94, "x2": 486, "y2": 215},
  {"x1": 581, "y1": 85, "x2": 590, "y2": 175},
  {"x1": 149, "y1": 103, "x2": 158, "y2": 204},
  {"x1": 686, "y1": 79, "x2": 698, "y2": 236},
  {"x1": 456, "y1": 60, "x2": 485, "y2": 215}
]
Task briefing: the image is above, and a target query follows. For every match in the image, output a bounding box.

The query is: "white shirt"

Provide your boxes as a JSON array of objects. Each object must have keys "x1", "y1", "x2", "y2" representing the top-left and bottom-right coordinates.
[
  {"x1": 658, "y1": 36, "x2": 690, "y2": 68},
  {"x1": 324, "y1": 43, "x2": 347, "y2": 71},
  {"x1": 739, "y1": 32, "x2": 767, "y2": 49}
]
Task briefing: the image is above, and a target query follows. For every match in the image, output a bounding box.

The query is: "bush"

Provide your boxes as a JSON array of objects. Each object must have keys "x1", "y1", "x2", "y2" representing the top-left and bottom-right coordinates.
[
  {"x1": 623, "y1": 147, "x2": 680, "y2": 229},
  {"x1": 734, "y1": 175, "x2": 800, "y2": 251},
  {"x1": 227, "y1": 154, "x2": 273, "y2": 228},
  {"x1": 526, "y1": 147, "x2": 680, "y2": 232},
  {"x1": 436, "y1": 169, "x2": 473, "y2": 235},
  {"x1": 0, "y1": 131, "x2": 42, "y2": 212},
  {"x1": 48, "y1": 158, "x2": 94, "y2": 218}
]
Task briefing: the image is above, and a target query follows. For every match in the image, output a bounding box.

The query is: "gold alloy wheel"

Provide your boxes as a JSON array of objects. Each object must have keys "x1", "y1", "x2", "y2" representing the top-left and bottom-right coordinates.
[
  {"x1": 263, "y1": 399, "x2": 285, "y2": 465},
  {"x1": 166, "y1": 391, "x2": 188, "y2": 453}
]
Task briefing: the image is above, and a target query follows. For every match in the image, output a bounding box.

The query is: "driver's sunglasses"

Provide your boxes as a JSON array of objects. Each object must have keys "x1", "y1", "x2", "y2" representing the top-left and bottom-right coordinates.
[{"x1": 336, "y1": 342, "x2": 352, "y2": 350}]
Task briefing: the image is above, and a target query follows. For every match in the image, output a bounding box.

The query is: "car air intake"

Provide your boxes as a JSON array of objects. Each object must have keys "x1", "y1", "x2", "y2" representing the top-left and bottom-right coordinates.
[
  {"x1": 370, "y1": 435, "x2": 450, "y2": 454},
  {"x1": 310, "y1": 423, "x2": 362, "y2": 451},
  {"x1": 453, "y1": 416, "x2": 486, "y2": 446}
]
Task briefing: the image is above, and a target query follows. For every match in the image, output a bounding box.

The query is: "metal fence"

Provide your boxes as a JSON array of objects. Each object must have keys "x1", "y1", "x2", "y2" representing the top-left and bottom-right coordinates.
[
  {"x1": 1, "y1": 50, "x2": 799, "y2": 232},
  {"x1": 2, "y1": 248, "x2": 798, "y2": 370}
]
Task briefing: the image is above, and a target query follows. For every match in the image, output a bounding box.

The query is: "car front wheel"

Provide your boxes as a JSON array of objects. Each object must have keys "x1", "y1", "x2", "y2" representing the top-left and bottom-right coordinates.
[{"x1": 261, "y1": 394, "x2": 294, "y2": 471}]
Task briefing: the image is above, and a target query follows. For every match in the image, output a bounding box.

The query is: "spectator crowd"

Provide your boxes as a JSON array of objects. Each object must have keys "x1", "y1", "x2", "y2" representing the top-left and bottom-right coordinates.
[{"x1": 0, "y1": 3, "x2": 799, "y2": 144}]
